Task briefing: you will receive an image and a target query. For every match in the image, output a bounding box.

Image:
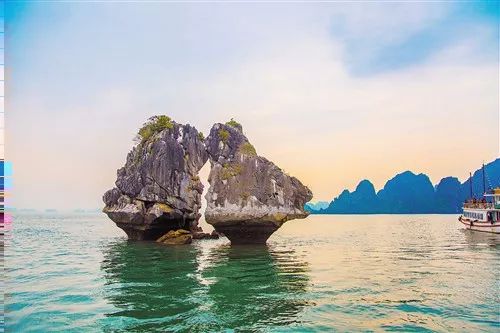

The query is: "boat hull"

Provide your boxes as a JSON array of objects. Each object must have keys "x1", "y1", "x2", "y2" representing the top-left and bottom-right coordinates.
[{"x1": 459, "y1": 216, "x2": 500, "y2": 234}]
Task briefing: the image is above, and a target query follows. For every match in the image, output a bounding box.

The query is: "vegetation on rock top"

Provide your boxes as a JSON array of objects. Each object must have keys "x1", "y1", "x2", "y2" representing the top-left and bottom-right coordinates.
[
  {"x1": 137, "y1": 115, "x2": 174, "y2": 143},
  {"x1": 225, "y1": 118, "x2": 241, "y2": 129}
]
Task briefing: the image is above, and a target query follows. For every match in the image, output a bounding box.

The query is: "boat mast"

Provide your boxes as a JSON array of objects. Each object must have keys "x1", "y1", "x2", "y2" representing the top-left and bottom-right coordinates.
[
  {"x1": 482, "y1": 163, "x2": 486, "y2": 195},
  {"x1": 470, "y1": 172, "x2": 473, "y2": 198}
]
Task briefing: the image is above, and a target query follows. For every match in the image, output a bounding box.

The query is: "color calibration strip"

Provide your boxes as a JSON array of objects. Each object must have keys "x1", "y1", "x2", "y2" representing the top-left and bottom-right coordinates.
[{"x1": 1, "y1": 3, "x2": 5, "y2": 332}]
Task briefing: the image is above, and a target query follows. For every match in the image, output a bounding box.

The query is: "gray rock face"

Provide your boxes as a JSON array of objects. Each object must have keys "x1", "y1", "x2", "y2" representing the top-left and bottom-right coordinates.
[
  {"x1": 103, "y1": 117, "x2": 208, "y2": 240},
  {"x1": 204, "y1": 122, "x2": 313, "y2": 244}
]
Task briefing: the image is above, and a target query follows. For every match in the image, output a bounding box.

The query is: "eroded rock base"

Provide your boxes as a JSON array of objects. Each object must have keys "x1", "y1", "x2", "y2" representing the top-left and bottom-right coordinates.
[
  {"x1": 116, "y1": 218, "x2": 195, "y2": 241},
  {"x1": 211, "y1": 223, "x2": 279, "y2": 244},
  {"x1": 192, "y1": 230, "x2": 220, "y2": 240}
]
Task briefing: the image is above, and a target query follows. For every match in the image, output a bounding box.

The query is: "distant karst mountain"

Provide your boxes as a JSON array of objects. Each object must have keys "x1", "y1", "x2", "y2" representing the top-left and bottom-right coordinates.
[
  {"x1": 305, "y1": 201, "x2": 330, "y2": 211},
  {"x1": 306, "y1": 158, "x2": 500, "y2": 214}
]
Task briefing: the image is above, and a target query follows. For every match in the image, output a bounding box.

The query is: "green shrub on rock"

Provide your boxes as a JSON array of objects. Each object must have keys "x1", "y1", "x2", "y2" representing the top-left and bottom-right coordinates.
[
  {"x1": 220, "y1": 163, "x2": 243, "y2": 180},
  {"x1": 225, "y1": 118, "x2": 241, "y2": 129},
  {"x1": 218, "y1": 129, "x2": 230, "y2": 143},
  {"x1": 137, "y1": 115, "x2": 174, "y2": 143},
  {"x1": 238, "y1": 142, "x2": 257, "y2": 156}
]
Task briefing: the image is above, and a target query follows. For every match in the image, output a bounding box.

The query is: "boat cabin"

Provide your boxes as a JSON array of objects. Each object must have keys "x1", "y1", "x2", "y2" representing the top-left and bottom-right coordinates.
[
  {"x1": 485, "y1": 188, "x2": 500, "y2": 209},
  {"x1": 462, "y1": 188, "x2": 500, "y2": 222}
]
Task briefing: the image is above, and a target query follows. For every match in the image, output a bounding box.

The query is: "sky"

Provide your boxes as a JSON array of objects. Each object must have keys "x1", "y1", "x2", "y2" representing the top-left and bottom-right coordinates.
[{"x1": 5, "y1": 1, "x2": 500, "y2": 210}]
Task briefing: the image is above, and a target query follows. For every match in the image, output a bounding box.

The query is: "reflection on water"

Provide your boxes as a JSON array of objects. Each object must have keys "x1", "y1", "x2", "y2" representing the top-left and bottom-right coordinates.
[
  {"x1": 462, "y1": 229, "x2": 500, "y2": 248},
  {"x1": 100, "y1": 241, "x2": 310, "y2": 332},
  {"x1": 203, "y1": 245, "x2": 310, "y2": 330},
  {"x1": 100, "y1": 242, "x2": 200, "y2": 331}
]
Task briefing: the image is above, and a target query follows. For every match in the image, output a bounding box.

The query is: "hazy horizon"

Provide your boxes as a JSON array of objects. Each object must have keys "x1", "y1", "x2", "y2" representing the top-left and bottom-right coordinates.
[
  {"x1": 9, "y1": 157, "x2": 500, "y2": 212},
  {"x1": 6, "y1": 2, "x2": 499, "y2": 209}
]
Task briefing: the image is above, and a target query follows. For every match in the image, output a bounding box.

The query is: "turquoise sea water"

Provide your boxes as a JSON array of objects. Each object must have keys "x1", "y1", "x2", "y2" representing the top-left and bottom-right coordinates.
[{"x1": 5, "y1": 214, "x2": 500, "y2": 332}]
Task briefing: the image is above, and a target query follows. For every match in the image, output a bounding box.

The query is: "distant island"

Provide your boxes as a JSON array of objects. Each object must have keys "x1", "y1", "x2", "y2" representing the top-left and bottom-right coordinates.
[{"x1": 306, "y1": 158, "x2": 500, "y2": 214}]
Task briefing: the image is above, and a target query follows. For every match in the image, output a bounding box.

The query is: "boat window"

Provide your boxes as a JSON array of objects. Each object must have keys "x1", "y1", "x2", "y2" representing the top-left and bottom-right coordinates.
[{"x1": 464, "y1": 211, "x2": 484, "y2": 220}]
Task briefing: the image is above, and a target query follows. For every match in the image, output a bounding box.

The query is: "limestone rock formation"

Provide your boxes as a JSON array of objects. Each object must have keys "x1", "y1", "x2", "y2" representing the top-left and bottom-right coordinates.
[
  {"x1": 103, "y1": 116, "x2": 313, "y2": 244},
  {"x1": 192, "y1": 229, "x2": 221, "y2": 240},
  {"x1": 156, "y1": 229, "x2": 193, "y2": 245},
  {"x1": 103, "y1": 116, "x2": 208, "y2": 240},
  {"x1": 204, "y1": 121, "x2": 313, "y2": 244}
]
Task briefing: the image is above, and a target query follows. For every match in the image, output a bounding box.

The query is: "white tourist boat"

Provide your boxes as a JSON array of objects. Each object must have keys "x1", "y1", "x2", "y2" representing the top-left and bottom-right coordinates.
[{"x1": 459, "y1": 173, "x2": 500, "y2": 234}]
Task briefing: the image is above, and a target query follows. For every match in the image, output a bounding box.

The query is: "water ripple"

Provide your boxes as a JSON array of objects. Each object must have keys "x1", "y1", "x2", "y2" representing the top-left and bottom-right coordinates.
[{"x1": 5, "y1": 213, "x2": 500, "y2": 332}]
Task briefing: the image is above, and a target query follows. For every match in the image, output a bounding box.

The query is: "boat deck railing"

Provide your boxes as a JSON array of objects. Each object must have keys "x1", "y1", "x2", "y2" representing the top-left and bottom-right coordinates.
[{"x1": 463, "y1": 202, "x2": 494, "y2": 209}]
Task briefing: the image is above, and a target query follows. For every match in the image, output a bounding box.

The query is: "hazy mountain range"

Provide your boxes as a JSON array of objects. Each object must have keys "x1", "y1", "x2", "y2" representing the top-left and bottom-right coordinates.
[
  {"x1": 306, "y1": 158, "x2": 500, "y2": 214},
  {"x1": 305, "y1": 201, "x2": 330, "y2": 211}
]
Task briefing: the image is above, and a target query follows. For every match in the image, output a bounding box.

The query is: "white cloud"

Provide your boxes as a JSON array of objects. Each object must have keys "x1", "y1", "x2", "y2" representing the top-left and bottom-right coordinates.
[{"x1": 7, "y1": 2, "x2": 498, "y2": 208}]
